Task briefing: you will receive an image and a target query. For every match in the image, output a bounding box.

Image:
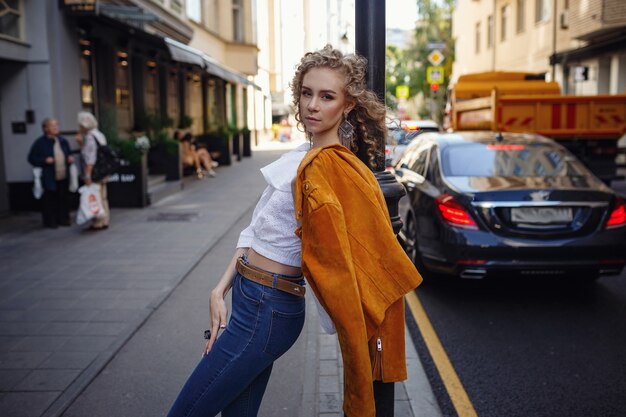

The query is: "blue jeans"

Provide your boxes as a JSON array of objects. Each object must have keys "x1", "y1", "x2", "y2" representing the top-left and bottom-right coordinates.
[{"x1": 166, "y1": 272, "x2": 306, "y2": 417}]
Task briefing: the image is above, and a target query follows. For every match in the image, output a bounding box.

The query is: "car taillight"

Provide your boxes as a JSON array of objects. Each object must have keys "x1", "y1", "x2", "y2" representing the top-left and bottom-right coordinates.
[
  {"x1": 436, "y1": 194, "x2": 478, "y2": 230},
  {"x1": 605, "y1": 198, "x2": 626, "y2": 229}
]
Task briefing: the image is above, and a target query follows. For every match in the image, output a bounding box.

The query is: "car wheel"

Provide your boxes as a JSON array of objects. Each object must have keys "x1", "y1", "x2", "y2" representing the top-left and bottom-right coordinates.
[{"x1": 403, "y1": 215, "x2": 444, "y2": 282}]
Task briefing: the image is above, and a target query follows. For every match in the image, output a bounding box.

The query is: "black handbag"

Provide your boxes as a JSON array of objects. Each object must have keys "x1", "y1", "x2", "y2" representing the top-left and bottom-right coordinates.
[{"x1": 91, "y1": 135, "x2": 121, "y2": 182}]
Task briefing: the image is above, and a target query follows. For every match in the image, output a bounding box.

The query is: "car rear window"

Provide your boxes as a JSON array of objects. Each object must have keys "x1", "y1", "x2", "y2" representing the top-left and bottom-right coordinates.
[{"x1": 441, "y1": 143, "x2": 588, "y2": 177}]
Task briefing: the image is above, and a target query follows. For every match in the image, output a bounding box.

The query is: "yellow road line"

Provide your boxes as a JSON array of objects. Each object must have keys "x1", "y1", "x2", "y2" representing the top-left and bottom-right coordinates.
[{"x1": 405, "y1": 291, "x2": 478, "y2": 417}]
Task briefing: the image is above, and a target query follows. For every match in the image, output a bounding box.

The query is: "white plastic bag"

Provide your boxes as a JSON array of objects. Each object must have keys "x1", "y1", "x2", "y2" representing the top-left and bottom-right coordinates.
[
  {"x1": 76, "y1": 183, "x2": 106, "y2": 225},
  {"x1": 69, "y1": 164, "x2": 79, "y2": 193},
  {"x1": 32, "y1": 167, "x2": 43, "y2": 200}
]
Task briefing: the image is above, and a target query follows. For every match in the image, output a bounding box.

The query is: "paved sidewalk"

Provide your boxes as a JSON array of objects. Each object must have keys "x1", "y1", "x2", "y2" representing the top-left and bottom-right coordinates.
[{"x1": 0, "y1": 139, "x2": 440, "y2": 417}]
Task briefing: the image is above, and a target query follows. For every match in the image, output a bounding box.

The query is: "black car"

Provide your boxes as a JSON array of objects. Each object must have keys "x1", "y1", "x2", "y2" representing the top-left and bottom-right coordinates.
[{"x1": 394, "y1": 131, "x2": 626, "y2": 280}]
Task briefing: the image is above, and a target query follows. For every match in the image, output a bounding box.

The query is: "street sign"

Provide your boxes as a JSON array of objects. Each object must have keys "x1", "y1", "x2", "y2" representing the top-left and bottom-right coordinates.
[
  {"x1": 396, "y1": 85, "x2": 409, "y2": 99},
  {"x1": 427, "y1": 66, "x2": 444, "y2": 84},
  {"x1": 427, "y1": 49, "x2": 445, "y2": 66}
]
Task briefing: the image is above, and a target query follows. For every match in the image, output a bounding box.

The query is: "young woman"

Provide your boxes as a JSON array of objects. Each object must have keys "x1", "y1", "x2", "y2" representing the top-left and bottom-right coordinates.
[
  {"x1": 292, "y1": 45, "x2": 423, "y2": 417},
  {"x1": 165, "y1": 136, "x2": 310, "y2": 415}
]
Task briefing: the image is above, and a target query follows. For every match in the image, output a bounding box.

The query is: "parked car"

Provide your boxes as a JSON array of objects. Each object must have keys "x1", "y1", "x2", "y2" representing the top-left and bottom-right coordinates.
[
  {"x1": 394, "y1": 131, "x2": 626, "y2": 281},
  {"x1": 385, "y1": 119, "x2": 440, "y2": 168}
]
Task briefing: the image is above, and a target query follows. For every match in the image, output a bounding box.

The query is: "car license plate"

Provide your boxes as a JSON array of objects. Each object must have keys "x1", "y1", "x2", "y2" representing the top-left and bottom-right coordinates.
[{"x1": 510, "y1": 207, "x2": 573, "y2": 224}]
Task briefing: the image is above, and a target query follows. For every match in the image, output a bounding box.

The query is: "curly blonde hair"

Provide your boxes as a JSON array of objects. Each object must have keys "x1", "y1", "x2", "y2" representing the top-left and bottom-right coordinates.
[{"x1": 290, "y1": 45, "x2": 386, "y2": 169}]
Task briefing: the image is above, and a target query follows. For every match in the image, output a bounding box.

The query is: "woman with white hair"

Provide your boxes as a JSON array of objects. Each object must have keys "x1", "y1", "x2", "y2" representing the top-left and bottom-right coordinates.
[{"x1": 76, "y1": 111, "x2": 110, "y2": 230}]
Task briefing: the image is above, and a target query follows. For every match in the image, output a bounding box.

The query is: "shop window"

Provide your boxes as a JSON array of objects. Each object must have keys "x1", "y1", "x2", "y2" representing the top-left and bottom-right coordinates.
[
  {"x1": 145, "y1": 60, "x2": 158, "y2": 113},
  {"x1": 0, "y1": 0, "x2": 22, "y2": 40},
  {"x1": 185, "y1": 72, "x2": 203, "y2": 134},
  {"x1": 168, "y1": 69, "x2": 180, "y2": 126},
  {"x1": 233, "y1": 0, "x2": 243, "y2": 42},
  {"x1": 79, "y1": 39, "x2": 95, "y2": 111},
  {"x1": 116, "y1": 51, "x2": 132, "y2": 133}
]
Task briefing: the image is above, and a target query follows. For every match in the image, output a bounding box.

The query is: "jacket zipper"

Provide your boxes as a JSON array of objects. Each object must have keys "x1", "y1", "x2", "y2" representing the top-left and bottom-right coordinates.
[{"x1": 376, "y1": 336, "x2": 384, "y2": 380}]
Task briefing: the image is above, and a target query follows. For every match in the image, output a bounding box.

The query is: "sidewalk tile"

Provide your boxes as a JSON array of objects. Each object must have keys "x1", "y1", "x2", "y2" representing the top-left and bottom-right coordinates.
[
  {"x1": 39, "y1": 351, "x2": 98, "y2": 369},
  {"x1": 0, "y1": 351, "x2": 52, "y2": 369},
  {"x1": 14, "y1": 369, "x2": 82, "y2": 391},
  {"x1": 0, "y1": 391, "x2": 60, "y2": 417}
]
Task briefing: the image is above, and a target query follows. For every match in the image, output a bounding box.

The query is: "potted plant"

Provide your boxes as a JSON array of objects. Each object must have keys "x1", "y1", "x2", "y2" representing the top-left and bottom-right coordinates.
[
  {"x1": 241, "y1": 126, "x2": 252, "y2": 157},
  {"x1": 202, "y1": 125, "x2": 234, "y2": 166},
  {"x1": 98, "y1": 105, "x2": 150, "y2": 208},
  {"x1": 232, "y1": 126, "x2": 244, "y2": 162},
  {"x1": 106, "y1": 136, "x2": 150, "y2": 208},
  {"x1": 138, "y1": 112, "x2": 182, "y2": 181}
]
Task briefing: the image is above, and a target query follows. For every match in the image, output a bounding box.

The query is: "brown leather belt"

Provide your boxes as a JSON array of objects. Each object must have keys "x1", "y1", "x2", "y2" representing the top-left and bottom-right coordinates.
[{"x1": 236, "y1": 258, "x2": 305, "y2": 297}]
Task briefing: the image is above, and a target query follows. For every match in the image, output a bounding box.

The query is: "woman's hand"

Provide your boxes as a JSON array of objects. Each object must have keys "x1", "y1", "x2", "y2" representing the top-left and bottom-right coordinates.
[{"x1": 204, "y1": 288, "x2": 229, "y2": 355}]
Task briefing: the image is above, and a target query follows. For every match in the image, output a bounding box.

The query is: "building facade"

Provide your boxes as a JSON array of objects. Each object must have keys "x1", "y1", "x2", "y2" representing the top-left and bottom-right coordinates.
[
  {"x1": 0, "y1": 0, "x2": 260, "y2": 215},
  {"x1": 451, "y1": 0, "x2": 626, "y2": 95}
]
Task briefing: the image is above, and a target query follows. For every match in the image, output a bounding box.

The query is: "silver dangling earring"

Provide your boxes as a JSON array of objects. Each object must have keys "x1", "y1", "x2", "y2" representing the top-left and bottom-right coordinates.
[{"x1": 339, "y1": 112, "x2": 354, "y2": 148}]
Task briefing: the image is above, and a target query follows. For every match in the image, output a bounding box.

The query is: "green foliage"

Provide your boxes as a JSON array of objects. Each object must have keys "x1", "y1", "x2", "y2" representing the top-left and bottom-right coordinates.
[
  {"x1": 134, "y1": 111, "x2": 180, "y2": 156},
  {"x1": 385, "y1": 0, "x2": 455, "y2": 122},
  {"x1": 108, "y1": 136, "x2": 144, "y2": 165},
  {"x1": 155, "y1": 130, "x2": 180, "y2": 156},
  {"x1": 179, "y1": 114, "x2": 193, "y2": 129}
]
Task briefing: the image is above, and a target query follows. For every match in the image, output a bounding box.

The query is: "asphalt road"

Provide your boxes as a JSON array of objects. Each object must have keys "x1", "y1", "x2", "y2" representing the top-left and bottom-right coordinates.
[{"x1": 408, "y1": 270, "x2": 626, "y2": 417}]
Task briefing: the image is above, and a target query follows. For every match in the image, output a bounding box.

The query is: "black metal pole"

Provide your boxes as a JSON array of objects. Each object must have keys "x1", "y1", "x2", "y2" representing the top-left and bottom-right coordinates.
[
  {"x1": 355, "y1": 0, "x2": 405, "y2": 237},
  {"x1": 355, "y1": 1, "x2": 402, "y2": 416}
]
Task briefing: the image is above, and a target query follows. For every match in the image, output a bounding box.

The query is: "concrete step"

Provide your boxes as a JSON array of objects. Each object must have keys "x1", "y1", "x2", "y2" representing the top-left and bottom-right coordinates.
[
  {"x1": 147, "y1": 177, "x2": 183, "y2": 206},
  {"x1": 148, "y1": 174, "x2": 166, "y2": 188}
]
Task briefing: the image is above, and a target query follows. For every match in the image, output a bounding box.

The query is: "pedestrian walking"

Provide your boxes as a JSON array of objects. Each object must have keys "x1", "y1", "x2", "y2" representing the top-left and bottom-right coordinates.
[
  {"x1": 292, "y1": 45, "x2": 423, "y2": 417},
  {"x1": 27, "y1": 118, "x2": 74, "y2": 228},
  {"x1": 76, "y1": 111, "x2": 110, "y2": 230},
  {"x1": 165, "y1": 140, "x2": 311, "y2": 414}
]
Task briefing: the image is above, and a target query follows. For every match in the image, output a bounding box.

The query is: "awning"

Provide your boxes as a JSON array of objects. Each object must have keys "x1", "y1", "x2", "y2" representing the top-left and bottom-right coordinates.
[
  {"x1": 164, "y1": 38, "x2": 261, "y2": 91},
  {"x1": 550, "y1": 33, "x2": 626, "y2": 65},
  {"x1": 164, "y1": 38, "x2": 205, "y2": 68}
]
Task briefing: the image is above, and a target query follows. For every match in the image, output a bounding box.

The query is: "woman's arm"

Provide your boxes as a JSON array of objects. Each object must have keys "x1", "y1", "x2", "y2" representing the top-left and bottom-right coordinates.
[{"x1": 204, "y1": 247, "x2": 249, "y2": 354}]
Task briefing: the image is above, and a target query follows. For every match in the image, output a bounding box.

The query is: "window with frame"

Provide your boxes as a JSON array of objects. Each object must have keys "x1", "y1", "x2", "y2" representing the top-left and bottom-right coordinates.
[
  {"x1": 186, "y1": 0, "x2": 202, "y2": 23},
  {"x1": 208, "y1": 0, "x2": 219, "y2": 33},
  {"x1": 516, "y1": 0, "x2": 526, "y2": 33},
  {"x1": 487, "y1": 15, "x2": 494, "y2": 49},
  {"x1": 79, "y1": 39, "x2": 95, "y2": 111},
  {"x1": 116, "y1": 51, "x2": 132, "y2": 133},
  {"x1": 535, "y1": 0, "x2": 550, "y2": 23},
  {"x1": 475, "y1": 22, "x2": 481, "y2": 53},
  {"x1": 0, "y1": 0, "x2": 22, "y2": 40},
  {"x1": 501, "y1": 4, "x2": 509, "y2": 41},
  {"x1": 144, "y1": 60, "x2": 159, "y2": 113},
  {"x1": 232, "y1": 0, "x2": 244, "y2": 42},
  {"x1": 167, "y1": 69, "x2": 180, "y2": 125}
]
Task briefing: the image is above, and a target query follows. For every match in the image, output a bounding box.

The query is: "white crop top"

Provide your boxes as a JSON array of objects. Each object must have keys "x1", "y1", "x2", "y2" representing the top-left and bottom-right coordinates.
[{"x1": 236, "y1": 143, "x2": 310, "y2": 267}]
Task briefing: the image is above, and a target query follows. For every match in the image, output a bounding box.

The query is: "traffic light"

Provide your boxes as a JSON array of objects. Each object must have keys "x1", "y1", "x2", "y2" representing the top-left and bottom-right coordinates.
[{"x1": 430, "y1": 83, "x2": 439, "y2": 92}]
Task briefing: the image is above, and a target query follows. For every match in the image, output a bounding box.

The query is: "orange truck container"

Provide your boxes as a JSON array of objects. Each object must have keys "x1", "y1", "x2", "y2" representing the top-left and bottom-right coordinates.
[{"x1": 447, "y1": 72, "x2": 626, "y2": 182}]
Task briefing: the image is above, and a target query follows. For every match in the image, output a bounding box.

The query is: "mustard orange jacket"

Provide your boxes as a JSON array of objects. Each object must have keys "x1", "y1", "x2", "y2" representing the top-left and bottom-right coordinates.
[{"x1": 295, "y1": 144, "x2": 423, "y2": 417}]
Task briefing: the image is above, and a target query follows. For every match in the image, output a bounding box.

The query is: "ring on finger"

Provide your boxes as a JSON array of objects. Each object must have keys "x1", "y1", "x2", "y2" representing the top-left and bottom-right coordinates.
[{"x1": 219, "y1": 324, "x2": 226, "y2": 329}]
